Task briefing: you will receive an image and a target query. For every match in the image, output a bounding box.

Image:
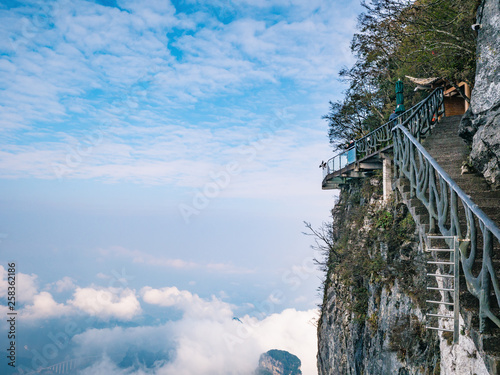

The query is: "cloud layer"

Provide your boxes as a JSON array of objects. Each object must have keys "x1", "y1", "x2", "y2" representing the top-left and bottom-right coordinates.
[
  {"x1": 74, "y1": 287, "x2": 318, "y2": 375},
  {"x1": 0, "y1": 267, "x2": 318, "y2": 374}
]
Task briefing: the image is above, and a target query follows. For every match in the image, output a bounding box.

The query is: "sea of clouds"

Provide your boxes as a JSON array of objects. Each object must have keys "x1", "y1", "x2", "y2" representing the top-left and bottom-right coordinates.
[{"x1": 0, "y1": 266, "x2": 318, "y2": 375}]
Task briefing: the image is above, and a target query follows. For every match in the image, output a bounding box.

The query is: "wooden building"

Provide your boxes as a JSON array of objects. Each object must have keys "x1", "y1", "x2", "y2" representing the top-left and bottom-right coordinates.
[{"x1": 406, "y1": 76, "x2": 471, "y2": 116}]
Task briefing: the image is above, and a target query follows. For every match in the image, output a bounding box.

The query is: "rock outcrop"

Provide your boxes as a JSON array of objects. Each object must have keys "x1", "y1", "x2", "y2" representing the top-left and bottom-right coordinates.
[
  {"x1": 469, "y1": 0, "x2": 500, "y2": 114},
  {"x1": 459, "y1": 0, "x2": 500, "y2": 188},
  {"x1": 255, "y1": 350, "x2": 302, "y2": 375}
]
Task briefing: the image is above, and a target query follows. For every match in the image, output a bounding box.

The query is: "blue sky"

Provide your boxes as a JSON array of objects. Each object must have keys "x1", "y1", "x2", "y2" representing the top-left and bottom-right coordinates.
[{"x1": 0, "y1": 0, "x2": 362, "y2": 374}]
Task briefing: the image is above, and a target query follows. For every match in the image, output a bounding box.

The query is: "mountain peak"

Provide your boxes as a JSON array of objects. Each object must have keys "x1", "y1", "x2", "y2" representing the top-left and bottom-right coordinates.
[{"x1": 255, "y1": 349, "x2": 302, "y2": 375}]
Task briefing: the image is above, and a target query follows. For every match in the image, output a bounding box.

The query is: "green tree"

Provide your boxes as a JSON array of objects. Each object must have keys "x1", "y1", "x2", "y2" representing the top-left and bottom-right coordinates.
[{"x1": 325, "y1": 0, "x2": 479, "y2": 148}]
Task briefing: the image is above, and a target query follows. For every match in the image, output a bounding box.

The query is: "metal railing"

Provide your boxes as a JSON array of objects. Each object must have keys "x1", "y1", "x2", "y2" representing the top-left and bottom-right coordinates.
[
  {"x1": 393, "y1": 90, "x2": 500, "y2": 331},
  {"x1": 20, "y1": 356, "x2": 99, "y2": 375},
  {"x1": 323, "y1": 147, "x2": 355, "y2": 178},
  {"x1": 322, "y1": 86, "x2": 500, "y2": 330},
  {"x1": 323, "y1": 100, "x2": 425, "y2": 179}
]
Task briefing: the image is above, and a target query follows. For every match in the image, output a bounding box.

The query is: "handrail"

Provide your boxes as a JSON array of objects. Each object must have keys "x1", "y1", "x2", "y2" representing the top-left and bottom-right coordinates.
[
  {"x1": 393, "y1": 89, "x2": 500, "y2": 331},
  {"x1": 355, "y1": 100, "x2": 418, "y2": 154},
  {"x1": 322, "y1": 95, "x2": 428, "y2": 179},
  {"x1": 322, "y1": 146, "x2": 355, "y2": 178},
  {"x1": 394, "y1": 123, "x2": 500, "y2": 241}
]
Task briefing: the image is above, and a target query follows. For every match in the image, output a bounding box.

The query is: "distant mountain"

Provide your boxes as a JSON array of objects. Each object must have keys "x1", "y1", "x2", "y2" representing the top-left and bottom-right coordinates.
[
  {"x1": 117, "y1": 347, "x2": 172, "y2": 369},
  {"x1": 255, "y1": 349, "x2": 302, "y2": 375}
]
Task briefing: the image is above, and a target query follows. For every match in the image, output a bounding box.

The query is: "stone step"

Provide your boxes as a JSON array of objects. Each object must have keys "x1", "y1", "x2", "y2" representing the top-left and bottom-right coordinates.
[
  {"x1": 425, "y1": 150, "x2": 467, "y2": 157},
  {"x1": 425, "y1": 146, "x2": 466, "y2": 152},
  {"x1": 425, "y1": 146, "x2": 466, "y2": 153},
  {"x1": 410, "y1": 206, "x2": 428, "y2": 217},
  {"x1": 424, "y1": 135, "x2": 465, "y2": 142},
  {"x1": 427, "y1": 126, "x2": 460, "y2": 133},
  {"x1": 425, "y1": 151, "x2": 467, "y2": 158},
  {"x1": 440, "y1": 115, "x2": 463, "y2": 121},
  {"x1": 413, "y1": 213, "x2": 429, "y2": 224}
]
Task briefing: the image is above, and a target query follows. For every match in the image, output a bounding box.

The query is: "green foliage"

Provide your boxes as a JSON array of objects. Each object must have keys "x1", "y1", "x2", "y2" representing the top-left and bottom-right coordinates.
[
  {"x1": 398, "y1": 212, "x2": 415, "y2": 237},
  {"x1": 376, "y1": 210, "x2": 393, "y2": 229},
  {"x1": 352, "y1": 285, "x2": 369, "y2": 322},
  {"x1": 325, "y1": 0, "x2": 479, "y2": 149},
  {"x1": 442, "y1": 331, "x2": 454, "y2": 346}
]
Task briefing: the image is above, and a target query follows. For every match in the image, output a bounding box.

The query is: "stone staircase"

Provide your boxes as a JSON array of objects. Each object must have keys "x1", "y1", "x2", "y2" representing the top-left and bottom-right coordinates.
[
  {"x1": 422, "y1": 115, "x2": 500, "y2": 229},
  {"x1": 397, "y1": 115, "x2": 500, "y2": 373}
]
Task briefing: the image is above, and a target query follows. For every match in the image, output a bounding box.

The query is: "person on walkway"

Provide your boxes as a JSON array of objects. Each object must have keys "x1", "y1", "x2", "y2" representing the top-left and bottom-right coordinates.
[{"x1": 389, "y1": 110, "x2": 397, "y2": 125}]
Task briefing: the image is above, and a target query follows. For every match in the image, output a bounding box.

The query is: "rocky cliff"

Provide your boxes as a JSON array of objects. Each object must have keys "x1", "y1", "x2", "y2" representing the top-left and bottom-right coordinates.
[
  {"x1": 316, "y1": 177, "x2": 441, "y2": 374},
  {"x1": 459, "y1": 0, "x2": 500, "y2": 188},
  {"x1": 316, "y1": 177, "x2": 490, "y2": 374}
]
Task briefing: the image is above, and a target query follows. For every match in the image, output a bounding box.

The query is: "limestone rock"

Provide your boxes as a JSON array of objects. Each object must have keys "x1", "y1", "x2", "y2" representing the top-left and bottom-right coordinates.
[
  {"x1": 458, "y1": 109, "x2": 478, "y2": 145},
  {"x1": 460, "y1": 0, "x2": 500, "y2": 187},
  {"x1": 469, "y1": 102, "x2": 500, "y2": 188},
  {"x1": 255, "y1": 350, "x2": 302, "y2": 375},
  {"x1": 317, "y1": 178, "x2": 492, "y2": 374},
  {"x1": 470, "y1": 0, "x2": 500, "y2": 114},
  {"x1": 316, "y1": 180, "x2": 440, "y2": 375}
]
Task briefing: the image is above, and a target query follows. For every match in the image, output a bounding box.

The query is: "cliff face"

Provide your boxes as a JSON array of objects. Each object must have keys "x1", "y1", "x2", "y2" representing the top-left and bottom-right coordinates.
[
  {"x1": 316, "y1": 177, "x2": 490, "y2": 374},
  {"x1": 459, "y1": 0, "x2": 500, "y2": 187},
  {"x1": 318, "y1": 278, "x2": 436, "y2": 375},
  {"x1": 469, "y1": 0, "x2": 500, "y2": 114},
  {"x1": 316, "y1": 177, "x2": 440, "y2": 375}
]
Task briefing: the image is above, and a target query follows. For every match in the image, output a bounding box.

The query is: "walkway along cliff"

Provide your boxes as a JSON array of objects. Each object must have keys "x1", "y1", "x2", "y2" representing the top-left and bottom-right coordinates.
[{"x1": 317, "y1": 1, "x2": 500, "y2": 369}]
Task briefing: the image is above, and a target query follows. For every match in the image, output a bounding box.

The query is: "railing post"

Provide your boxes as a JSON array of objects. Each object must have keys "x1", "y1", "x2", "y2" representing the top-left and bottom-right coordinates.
[
  {"x1": 480, "y1": 229, "x2": 492, "y2": 332},
  {"x1": 381, "y1": 152, "x2": 392, "y2": 201},
  {"x1": 428, "y1": 165, "x2": 436, "y2": 233}
]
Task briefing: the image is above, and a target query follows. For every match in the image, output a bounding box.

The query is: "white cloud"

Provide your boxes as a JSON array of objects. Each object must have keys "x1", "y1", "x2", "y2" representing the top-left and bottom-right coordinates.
[
  {"x1": 0, "y1": 268, "x2": 73, "y2": 321},
  {"x1": 69, "y1": 287, "x2": 142, "y2": 321},
  {"x1": 141, "y1": 286, "x2": 234, "y2": 320},
  {"x1": 79, "y1": 356, "x2": 148, "y2": 375},
  {"x1": 250, "y1": 308, "x2": 319, "y2": 375},
  {"x1": 157, "y1": 307, "x2": 318, "y2": 375},
  {"x1": 0, "y1": 265, "x2": 7, "y2": 298},
  {"x1": 17, "y1": 272, "x2": 39, "y2": 304},
  {"x1": 73, "y1": 285, "x2": 319, "y2": 374},
  {"x1": 21, "y1": 291, "x2": 73, "y2": 320},
  {"x1": 52, "y1": 276, "x2": 77, "y2": 293},
  {"x1": 0, "y1": 0, "x2": 359, "y2": 192}
]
